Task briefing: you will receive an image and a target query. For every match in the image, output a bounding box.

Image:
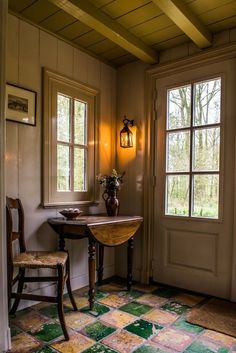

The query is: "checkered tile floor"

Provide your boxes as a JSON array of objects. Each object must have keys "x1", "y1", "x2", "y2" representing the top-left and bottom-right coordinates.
[{"x1": 8, "y1": 279, "x2": 236, "y2": 353}]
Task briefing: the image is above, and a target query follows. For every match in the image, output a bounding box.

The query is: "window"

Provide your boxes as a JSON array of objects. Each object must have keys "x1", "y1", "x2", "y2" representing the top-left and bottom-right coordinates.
[
  {"x1": 43, "y1": 69, "x2": 99, "y2": 206},
  {"x1": 165, "y1": 77, "x2": 221, "y2": 219}
]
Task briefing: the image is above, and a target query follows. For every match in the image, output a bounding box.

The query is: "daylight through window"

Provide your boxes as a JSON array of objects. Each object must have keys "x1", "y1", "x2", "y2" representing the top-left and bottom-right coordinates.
[
  {"x1": 165, "y1": 77, "x2": 221, "y2": 219},
  {"x1": 43, "y1": 69, "x2": 98, "y2": 206}
]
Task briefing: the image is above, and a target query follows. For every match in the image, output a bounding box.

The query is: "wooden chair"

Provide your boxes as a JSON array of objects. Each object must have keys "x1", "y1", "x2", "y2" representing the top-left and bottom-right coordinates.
[{"x1": 6, "y1": 197, "x2": 78, "y2": 340}]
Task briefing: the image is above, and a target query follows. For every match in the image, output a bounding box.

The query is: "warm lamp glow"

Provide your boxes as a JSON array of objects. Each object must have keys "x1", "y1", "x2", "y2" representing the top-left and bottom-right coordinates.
[{"x1": 120, "y1": 116, "x2": 134, "y2": 148}]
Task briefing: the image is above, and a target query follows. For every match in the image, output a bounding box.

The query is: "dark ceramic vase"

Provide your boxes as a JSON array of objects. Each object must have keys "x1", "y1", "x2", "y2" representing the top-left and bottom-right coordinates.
[{"x1": 102, "y1": 189, "x2": 120, "y2": 216}]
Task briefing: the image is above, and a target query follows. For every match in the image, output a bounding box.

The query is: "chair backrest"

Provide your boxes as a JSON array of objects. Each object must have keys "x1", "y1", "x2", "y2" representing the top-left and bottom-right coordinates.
[{"x1": 6, "y1": 197, "x2": 26, "y2": 264}]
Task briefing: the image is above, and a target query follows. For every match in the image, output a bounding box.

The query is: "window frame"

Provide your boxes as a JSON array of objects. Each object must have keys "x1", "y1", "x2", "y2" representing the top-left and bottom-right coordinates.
[
  {"x1": 43, "y1": 68, "x2": 99, "y2": 207},
  {"x1": 164, "y1": 76, "x2": 223, "y2": 220}
]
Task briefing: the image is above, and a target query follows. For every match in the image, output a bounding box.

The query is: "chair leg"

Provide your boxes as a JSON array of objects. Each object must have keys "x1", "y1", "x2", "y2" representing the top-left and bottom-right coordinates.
[
  {"x1": 7, "y1": 265, "x2": 14, "y2": 312},
  {"x1": 9, "y1": 268, "x2": 25, "y2": 315},
  {"x1": 65, "y1": 256, "x2": 78, "y2": 311},
  {"x1": 57, "y1": 265, "x2": 69, "y2": 341}
]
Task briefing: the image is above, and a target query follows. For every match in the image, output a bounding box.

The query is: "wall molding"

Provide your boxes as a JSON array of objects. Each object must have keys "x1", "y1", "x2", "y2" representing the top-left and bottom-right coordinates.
[{"x1": 0, "y1": 1, "x2": 9, "y2": 352}]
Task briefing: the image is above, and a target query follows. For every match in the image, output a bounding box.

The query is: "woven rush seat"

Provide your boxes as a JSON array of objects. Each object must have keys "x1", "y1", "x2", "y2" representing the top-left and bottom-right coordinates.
[
  {"x1": 6, "y1": 197, "x2": 78, "y2": 341},
  {"x1": 13, "y1": 251, "x2": 68, "y2": 268}
]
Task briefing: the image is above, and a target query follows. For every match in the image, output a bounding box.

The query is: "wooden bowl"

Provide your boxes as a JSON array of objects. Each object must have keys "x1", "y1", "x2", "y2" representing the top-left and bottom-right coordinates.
[{"x1": 59, "y1": 209, "x2": 83, "y2": 220}]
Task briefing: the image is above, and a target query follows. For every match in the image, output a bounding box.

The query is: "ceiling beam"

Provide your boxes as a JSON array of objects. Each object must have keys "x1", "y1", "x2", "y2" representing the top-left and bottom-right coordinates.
[
  {"x1": 152, "y1": 0, "x2": 212, "y2": 48},
  {"x1": 48, "y1": 0, "x2": 158, "y2": 64}
]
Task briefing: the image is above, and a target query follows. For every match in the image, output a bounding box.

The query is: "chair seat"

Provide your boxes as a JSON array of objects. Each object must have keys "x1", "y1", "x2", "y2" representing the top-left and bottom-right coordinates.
[{"x1": 13, "y1": 251, "x2": 68, "y2": 269}]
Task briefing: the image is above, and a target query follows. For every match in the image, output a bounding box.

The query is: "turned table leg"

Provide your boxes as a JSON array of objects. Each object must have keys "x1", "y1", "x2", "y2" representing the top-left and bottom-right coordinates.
[
  {"x1": 127, "y1": 237, "x2": 134, "y2": 291},
  {"x1": 97, "y1": 244, "x2": 104, "y2": 285},
  {"x1": 88, "y1": 237, "x2": 96, "y2": 310},
  {"x1": 59, "y1": 234, "x2": 65, "y2": 251}
]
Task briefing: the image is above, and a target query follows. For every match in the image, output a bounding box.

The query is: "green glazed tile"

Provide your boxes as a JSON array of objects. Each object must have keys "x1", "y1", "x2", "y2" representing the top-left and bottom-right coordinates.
[
  {"x1": 10, "y1": 326, "x2": 22, "y2": 337},
  {"x1": 120, "y1": 301, "x2": 152, "y2": 317},
  {"x1": 95, "y1": 290, "x2": 107, "y2": 299},
  {"x1": 185, "y1": 341, "x2": 229, "y2": 353},
  {"x1": 173, "y1": 319, "x2": 204, "y2": 334},
  {"x1": 36, "y1": 346, "x2": 57, "y2": 353},
  {"x1": 134, "y1": 344, "x2": 173, "y2": 353},
  {"x1": 78, "y1": 289, "x2": 108, "y2": 299},
  {"x1": 120, "y1": 290, "x2": 144, "y2": 299},
  {"x1": 83, "y1": 321, "x2": 116, "y2": 341},
  {"x1": 31, "y1": 322, "x2": 63, "y2": 343},
  {"x1": 161, "y1": 301, "x2": 189, "y2": 315},
  {"x1": 152, "y1": 288, "x2": 179, "y2": 298},
  {"x1": 125, "y1": 319, "x2": 162, "y2": 339},
  {"x1": 81, "y1": 303, "x2": 110, "y2": 316},
  {"x1": 83, "y1": 343, "x2": 118, "y2": 352},
  {"x1": 39, "y1": 304, "x2": 72, "y2": 319}
]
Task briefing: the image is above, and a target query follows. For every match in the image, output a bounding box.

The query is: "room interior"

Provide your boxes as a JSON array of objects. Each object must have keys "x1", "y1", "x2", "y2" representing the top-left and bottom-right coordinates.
[{"x1": 0, "y1": 0, "x2": 236, "y2": 352}]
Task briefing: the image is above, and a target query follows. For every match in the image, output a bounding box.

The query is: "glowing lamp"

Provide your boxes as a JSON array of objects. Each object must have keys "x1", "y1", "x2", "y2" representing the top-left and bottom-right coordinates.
[{"x1": 120, "y1": 116, "x2": 134, "y2": 148}]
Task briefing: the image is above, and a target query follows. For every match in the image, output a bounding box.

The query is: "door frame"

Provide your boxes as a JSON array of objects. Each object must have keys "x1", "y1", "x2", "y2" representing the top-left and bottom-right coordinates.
[
  {"x1": 143, "y1": 42, "x2": 236, "y2": 300},
  {"x1": 0, "y1": 1, "x2": 10, "y2": 351}
]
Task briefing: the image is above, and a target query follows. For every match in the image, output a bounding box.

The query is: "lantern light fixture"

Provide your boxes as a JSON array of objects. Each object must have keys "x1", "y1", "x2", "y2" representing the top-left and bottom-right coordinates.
[{"x1": 120, "y1": 116, "x2": 134, "y2": 148}]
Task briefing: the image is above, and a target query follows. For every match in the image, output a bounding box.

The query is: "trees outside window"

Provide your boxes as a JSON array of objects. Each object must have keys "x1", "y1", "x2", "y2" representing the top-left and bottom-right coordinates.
[
  {"x1": 43, "y1": 69, "x2": 99, "y2": 206},
  {"x1": 165, "y1": 78, "x2": 221, "y2": 219}
]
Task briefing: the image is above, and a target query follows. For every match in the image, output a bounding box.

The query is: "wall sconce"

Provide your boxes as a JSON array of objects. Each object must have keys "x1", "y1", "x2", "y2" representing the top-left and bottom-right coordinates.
[{"x1": 120, "y1": 116, "x2": 134, "y2": 148}]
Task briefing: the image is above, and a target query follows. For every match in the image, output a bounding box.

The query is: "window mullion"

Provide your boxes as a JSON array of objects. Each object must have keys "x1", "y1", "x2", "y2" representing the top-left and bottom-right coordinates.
[
  {"x1": 71, "y1": 98, "x2": 74, "y2": 192},
  {"x1": 189, "y1": 83, "x2": 194, "y2": 217}
]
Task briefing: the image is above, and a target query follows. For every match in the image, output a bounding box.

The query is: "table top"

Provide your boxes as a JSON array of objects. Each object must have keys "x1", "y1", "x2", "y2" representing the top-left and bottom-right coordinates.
[
  {"x1": 48, "y1": 215, "x2": 143, "y2": 227},
  {"x1": 48, "y1": 215, "x2": 143, "y2": 246}
]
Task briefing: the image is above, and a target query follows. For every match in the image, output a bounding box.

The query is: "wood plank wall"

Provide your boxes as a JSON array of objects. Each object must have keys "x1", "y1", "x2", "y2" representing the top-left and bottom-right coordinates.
[{"x1": 6, "y1": 14, "x2": 117, "y2": 307}]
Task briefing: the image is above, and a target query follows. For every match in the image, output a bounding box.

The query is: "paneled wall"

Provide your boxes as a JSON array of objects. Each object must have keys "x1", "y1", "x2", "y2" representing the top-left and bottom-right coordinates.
[
  {"x1": 115, "y1": 61, "x2": 149, "y2": 280},
  {"x1": 6, "y1": 14, "x2": 116, "y2": 305},
  {"x1": 116, "y1": 27, "x2": 236, "y2": 297}
]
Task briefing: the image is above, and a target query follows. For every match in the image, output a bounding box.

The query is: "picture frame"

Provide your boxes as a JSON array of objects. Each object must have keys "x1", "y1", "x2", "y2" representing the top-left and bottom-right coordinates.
[{"x1": 6, "y1": 83, "x2": 37, "y2": 126}]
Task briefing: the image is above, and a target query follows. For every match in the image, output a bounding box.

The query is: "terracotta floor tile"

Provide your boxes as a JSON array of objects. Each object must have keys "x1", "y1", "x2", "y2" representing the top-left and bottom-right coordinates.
[
  {"x1": 51, "y1": 332, "x2": 95, "y2": 353},
  {"x1": 102, "y1": 330, "x2": 144, "y2": 353},
  {"x1": 136, "y1": 294, "x2": 168, "y2": 307},
  {"x1": 10, "y1": 310, "x2": 49, "y2": 333},
  {"x1": 143, "y1": 308, "x2": 178, "y2": 326},
  {"x1": 98, "y1": 294, "x2": 129, "y2": 308},
  {"x1": 8, "y1": 280, "x2": 236, "y2": 353},
  {"x1": 202, "y1": 330, "x2": 236, "y2": 347},
  {"x1": 65, "y1": 311, "x2": 96, "y2": 331},
  {"x1": 63, "y1": 295, "x2": 89, "y2": 309},
  {"x1": 174, "y1": 293, "x2": 205, "y2": 306},
  {"x1": 101, "y1": 310, "x2": 136, "y2": 328},
  {"x1": 9, "y1": 332, "x2": 42, "y2": 353},
  {"x1": 152, "y1": 327, "x2": 194, "y2": 351}
]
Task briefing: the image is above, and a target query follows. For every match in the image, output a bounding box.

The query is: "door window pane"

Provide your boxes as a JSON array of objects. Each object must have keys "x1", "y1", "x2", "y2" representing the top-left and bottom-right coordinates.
[
  {"x1": 167, "y1": 131, "x2": 190, "y2": 172},
  {"x1": 194, "y1": 78, "x2": 221, "y2": 126},
  {"x1": 74, "y1": 147, "x2": 86, "y2": 191},
  {"x1": 193, "y1": 127, "x2": 220, "y2": 171},
  {"x1": 57, "y1": 144, "x2": 70, "y2": 191},
  {"x1": 167, "y1": 85, "x2": 191, "y2": 130},
  {"x1": 166, "y1": 175, "x2": 189, "y2": 216},
  {"x1": 192, "y1": 175, "x2": 219, "y2": 218},
  {"x1": 57, "y1": 94, "x2": 71, "y2": 142},
  {"x1": 165, "y1": 77, "x2": 221, "y2": 219},
  {"x1": 74, "y1": 100, "x2": 87, "y2": 145}
]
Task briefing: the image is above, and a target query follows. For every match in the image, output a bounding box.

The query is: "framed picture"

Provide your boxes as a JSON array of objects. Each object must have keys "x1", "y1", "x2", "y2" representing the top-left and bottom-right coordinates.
[{"x1": 6, "y1": 83, "x2": 36, "y2": 126}]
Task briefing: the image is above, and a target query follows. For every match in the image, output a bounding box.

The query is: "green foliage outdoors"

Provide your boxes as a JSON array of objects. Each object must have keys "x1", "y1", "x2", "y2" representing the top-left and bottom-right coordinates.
[
  {"x1": 57, "y1": 94, "x2": 87, "y2": 192},
  {"x1": 166, "y1": 78, "x2": 221, "y2": 218}
]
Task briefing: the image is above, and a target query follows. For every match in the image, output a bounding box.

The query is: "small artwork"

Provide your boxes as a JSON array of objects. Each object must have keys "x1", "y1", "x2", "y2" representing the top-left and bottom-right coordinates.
[{"x1": 6, "y1": 84, "x2": 36, "y2": 126}]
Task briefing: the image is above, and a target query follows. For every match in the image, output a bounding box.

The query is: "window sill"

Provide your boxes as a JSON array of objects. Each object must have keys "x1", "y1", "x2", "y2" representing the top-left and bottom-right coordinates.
[{"x1": 42, "y1": 200, "x2": 100, "y2": 208}]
